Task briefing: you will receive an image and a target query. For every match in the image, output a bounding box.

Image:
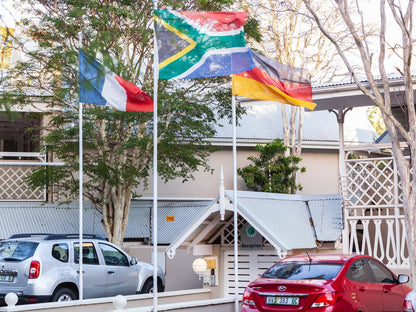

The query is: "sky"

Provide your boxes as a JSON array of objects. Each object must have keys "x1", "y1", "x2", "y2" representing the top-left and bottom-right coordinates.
[
  {"x1": 0, "y1": 0, "x2": 19, "y2": 28},
  {"x1": 1, "y1": 0, "x2": 413, "y2": 78}
]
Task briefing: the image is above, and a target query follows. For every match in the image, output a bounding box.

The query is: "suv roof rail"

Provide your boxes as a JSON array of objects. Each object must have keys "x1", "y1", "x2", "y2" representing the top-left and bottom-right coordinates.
[
  {"x1": 9, "y1": 233, "x2": 52, "y2": 239},
  {"x1": 44, "y1": 234, "x2": 106, "y2": 240},
  {"x1": 8, "y1": 233, "x2": 106, "y2": 240}
]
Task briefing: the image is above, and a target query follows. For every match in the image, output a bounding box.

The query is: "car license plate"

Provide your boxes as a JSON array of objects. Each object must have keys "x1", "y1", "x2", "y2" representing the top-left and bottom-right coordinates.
[
  {"x1": 0, "y1": 275, "x2": 14, "y2": 282},
  {"x1": 266, "y1": 296, "x2": 299, "y2": 305}
]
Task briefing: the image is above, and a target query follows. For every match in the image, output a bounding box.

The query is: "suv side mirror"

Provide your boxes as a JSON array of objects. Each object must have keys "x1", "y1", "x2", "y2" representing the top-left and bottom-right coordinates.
[
  {"x1": 398, "y1": 274, "x2": 409, "y2": 284},
  {"x1": 130, "y1": 257, "x2": 138, "y2": 265}
]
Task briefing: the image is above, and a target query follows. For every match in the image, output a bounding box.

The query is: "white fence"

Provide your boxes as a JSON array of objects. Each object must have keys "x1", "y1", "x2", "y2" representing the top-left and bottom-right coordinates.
[{"x1": 0, "y1": 289, "x2": 238, "y2": 312}]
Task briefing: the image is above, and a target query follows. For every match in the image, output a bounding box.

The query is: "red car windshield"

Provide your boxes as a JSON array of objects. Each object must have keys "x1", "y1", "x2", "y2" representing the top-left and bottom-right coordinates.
[{"x1": 262, "y1": 262, "x2": 343, "y2": 280}]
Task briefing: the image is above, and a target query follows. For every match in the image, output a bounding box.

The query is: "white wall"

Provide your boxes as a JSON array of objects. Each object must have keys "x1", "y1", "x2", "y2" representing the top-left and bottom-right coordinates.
[
  {"x1": 297, "y1": 149, "x2": 340, "y2": 194},
  {"x1": 138, "y1": 146, "x2": 340, "y2": 198},
  {"x1": 124, "y1": 244, "x2": 203, "y2": 292}
]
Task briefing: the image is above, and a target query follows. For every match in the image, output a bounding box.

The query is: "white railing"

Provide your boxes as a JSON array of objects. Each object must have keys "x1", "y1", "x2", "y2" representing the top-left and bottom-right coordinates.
[
  {"x1": 343, "y1": 145, "x2": 409, "y2": 268},
  {"x1": 0, "y1": 152, "x2": 46, "y2": 162}
]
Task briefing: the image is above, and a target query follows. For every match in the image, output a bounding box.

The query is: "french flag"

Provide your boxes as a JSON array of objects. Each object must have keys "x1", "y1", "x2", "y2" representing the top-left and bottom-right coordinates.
[{"x1": 79, "y1": 50, "x2": 153, "y2": 112}]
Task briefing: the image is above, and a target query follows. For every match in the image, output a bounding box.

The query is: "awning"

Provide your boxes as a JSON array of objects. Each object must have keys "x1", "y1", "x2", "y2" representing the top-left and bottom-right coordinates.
[{"x1": 166, "y1": 191, "x2": 343, "y2": 258}]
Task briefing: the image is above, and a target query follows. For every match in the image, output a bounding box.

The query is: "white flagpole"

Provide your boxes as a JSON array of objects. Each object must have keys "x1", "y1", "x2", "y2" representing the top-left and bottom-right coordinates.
[
  {"x1": 232, "y1": 93, "x2": 239, "y2": 312},
  {"x1": 152, "y1": 1, "x2": 159, "y2": 311},
  {"x1": 78, "y1": 32, "x2": 84, "y2": 301}
]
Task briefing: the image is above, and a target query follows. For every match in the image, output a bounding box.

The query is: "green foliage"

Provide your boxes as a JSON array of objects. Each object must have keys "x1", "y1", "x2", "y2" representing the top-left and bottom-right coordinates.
[
  {"x1": 4, "y1": 0, "x2": 260, "y2": 243},
  {"x1": 237, "y1": 139, "x2": 305, "y2": 194}
]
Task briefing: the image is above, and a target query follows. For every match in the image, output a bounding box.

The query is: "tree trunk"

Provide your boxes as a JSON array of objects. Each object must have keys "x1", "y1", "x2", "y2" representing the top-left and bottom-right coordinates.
[
  {"x1": 101, "y1": 183, "x2": 132, "y2": 247},
  {"x1": 281, "y1": 104, "x2": 290, "y2": 157},
  {"x1": 301, "y1": 0, "x2": 415, "y2": 285},
  {"x1": 281, "y1": 104, "x2": 304, "y2": 193}
]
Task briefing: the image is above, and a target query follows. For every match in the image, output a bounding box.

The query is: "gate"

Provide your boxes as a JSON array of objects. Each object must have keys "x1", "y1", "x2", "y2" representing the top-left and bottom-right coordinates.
[{"x1": 223, "y1": 249, "x2": 279, "y2": 297}]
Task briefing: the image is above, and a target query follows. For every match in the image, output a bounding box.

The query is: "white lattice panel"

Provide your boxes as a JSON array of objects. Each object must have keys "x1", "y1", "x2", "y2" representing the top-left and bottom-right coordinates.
[
  {"x1": 0, "y1": 166, "x2": 45, "y2": 200},
  {"x1": 344, "y1": 151, "x2": 408, "y2": 268},
  {"x1": 346, "y1": 158, "x2": 395, "y2": 207},
  {"x1": 220, "y1": 215, "x2": 245, "y2": 247}
]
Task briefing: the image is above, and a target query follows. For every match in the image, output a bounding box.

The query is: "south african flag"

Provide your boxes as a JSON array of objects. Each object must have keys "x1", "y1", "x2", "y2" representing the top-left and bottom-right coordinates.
[{"x1": 154, "y1": 10, "x2": 254, "y2": 79}]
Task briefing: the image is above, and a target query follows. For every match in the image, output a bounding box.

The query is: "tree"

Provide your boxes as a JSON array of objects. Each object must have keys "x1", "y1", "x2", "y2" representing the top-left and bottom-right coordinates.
[
  {"x1": 4, "y1": 0, "x2": 259, "y2": 247},
  {"x1": 237, "y1": 139, "x2": 305, "y2": 194},
  {"x1": 241, "y1": 0, "x2": 360, "y2": 191},
  {"x1": 299, "y1": 0, "x2": 416, "y2": 285}
]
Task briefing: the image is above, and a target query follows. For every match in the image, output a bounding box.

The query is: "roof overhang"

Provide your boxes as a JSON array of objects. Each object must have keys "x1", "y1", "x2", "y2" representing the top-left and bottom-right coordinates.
[
  {"x1": 311, "y1": 76, "x2": 416, "y2": 111},
  {"x1": 237, "y1": 76, "x2": 416, "y2": 112}
]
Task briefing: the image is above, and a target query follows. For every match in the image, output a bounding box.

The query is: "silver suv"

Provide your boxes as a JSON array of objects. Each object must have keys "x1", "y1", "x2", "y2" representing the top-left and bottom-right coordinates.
[{"x1": 0, "y1": 234, "x2": 165, "y2": 304}]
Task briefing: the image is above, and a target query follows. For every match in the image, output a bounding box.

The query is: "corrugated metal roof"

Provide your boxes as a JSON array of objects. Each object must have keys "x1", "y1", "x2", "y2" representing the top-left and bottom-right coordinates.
[
  {"x1": 308, "y1": 198, "x2": 343, "y2": 241},
  {"x1": 0, "y1": 200, "x2": 212, "y2": 243},
  {"x1": 166, "y1": 191, "x2": 343, "y2": 256},
  {"x1": 212, "y1": 102, "x2": 376, "y2": 144},
  {"x1": 225, "y1": 191, "x2": 342, "y2": 245},
  {"x1": 0, "y1": 193, "x2": 342, "y2": 252},
  {"x1": 155, "y1": 200, "x2": 213, "y2": 244},
  {"x1": 0, "y1": 202, "x2": 102, "y2": 238},
  {"x1": 312, "y1": 73, "x2": 416, "y2": 90},
  {"x1": 237, "y1": 196, "x2": 317, "y2": 249}
]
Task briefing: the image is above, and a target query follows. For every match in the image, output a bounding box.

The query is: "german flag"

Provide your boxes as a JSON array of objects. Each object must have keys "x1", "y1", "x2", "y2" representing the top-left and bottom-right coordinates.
[{"x1": 233, "y1": 50, "x2": 316, "y2": 111}]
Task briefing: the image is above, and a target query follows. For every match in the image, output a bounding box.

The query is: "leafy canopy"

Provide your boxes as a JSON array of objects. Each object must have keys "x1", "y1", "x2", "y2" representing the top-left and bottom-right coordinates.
[
  {"x1": 3, "y1": 0, "x2": 260, "y2": 245},
  {"x1": 238, "y1": 139, "x2": 305, "y2": 194},
  {"x1": 2, "y1": 0, "x2": 259, "y2": 202}
]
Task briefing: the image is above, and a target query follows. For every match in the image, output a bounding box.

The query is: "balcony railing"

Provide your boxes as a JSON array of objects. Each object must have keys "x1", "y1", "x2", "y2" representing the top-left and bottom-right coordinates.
[{"x1": 0, "y1": 152, "x2": 47, "y2": 201}]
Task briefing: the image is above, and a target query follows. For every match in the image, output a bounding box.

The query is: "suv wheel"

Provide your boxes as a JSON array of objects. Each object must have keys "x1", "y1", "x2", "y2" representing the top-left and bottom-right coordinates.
[
  {"x1": 141, "y1": 279, "x2": 164, "y2": 293},
  {"x1": 141, "y1": 280, "x2": 154, "y2": 293},
  {"x1": 52, "y1": 288, "x2": 76, "y2": 302}
]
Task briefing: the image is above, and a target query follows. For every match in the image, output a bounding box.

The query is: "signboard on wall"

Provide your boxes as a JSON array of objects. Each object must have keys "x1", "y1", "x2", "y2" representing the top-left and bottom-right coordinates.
[{"x1": 241, "y1": 222, "x2": 262, "y2": 250}]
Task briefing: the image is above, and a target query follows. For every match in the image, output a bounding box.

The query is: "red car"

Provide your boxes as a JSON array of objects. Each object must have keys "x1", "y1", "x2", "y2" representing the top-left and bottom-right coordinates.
[{"x1": 241, "y1": 254, "x2": 411, "y2": 312}]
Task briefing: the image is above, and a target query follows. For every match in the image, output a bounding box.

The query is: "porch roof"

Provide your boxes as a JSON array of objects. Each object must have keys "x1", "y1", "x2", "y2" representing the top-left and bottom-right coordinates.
[
  {"x1": 310, "y1": 74, "x2": 416, "y2": 111},
  {"x1": 166, "y1": 191, "x2": 343, "y2": 258},
  {"x1": 237, "y1": 74, "x2": 415, "y2": 112}
]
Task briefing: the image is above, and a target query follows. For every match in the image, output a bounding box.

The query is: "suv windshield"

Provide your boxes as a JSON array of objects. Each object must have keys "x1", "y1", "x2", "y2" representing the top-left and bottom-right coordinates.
[
  {"x1": 0, "y1": 241, "x2": 38, "y2": 261},
  {"x1": 262, "y1": 262, "x2": 343, "y2": 280}
]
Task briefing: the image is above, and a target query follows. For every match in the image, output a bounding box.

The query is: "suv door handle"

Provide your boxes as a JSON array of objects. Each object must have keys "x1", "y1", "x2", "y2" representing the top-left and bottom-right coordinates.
[{"x1": 107, "y1": 271, "x2": 115, "y2": 275}]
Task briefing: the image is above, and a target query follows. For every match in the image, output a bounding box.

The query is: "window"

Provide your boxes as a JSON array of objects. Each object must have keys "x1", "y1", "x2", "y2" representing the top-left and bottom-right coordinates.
[
  {"x1": 0, "y1": 241, "x2": 38, "y2": 261},
  {"x1": 262, "y1": 262, "x2": 343, "y2": 280},
  {"x1": 347, "y1": 259, "x2": 373, "y2": 283},
  {"x1": 368, "y1": 259, "x2": 396, "y2": 284},
  {"x1": 52, "y1": 244, "x2": 68, "y2": 262},
  {"x1": 99, "y1": 243, "x2": 129, "y2": 266},
  {"x1": 0, "y1": 113, "x2": 40, "y2": 154},
  {"x1": 74, "y1": 242, "x2": 99, "y2": 265}
]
